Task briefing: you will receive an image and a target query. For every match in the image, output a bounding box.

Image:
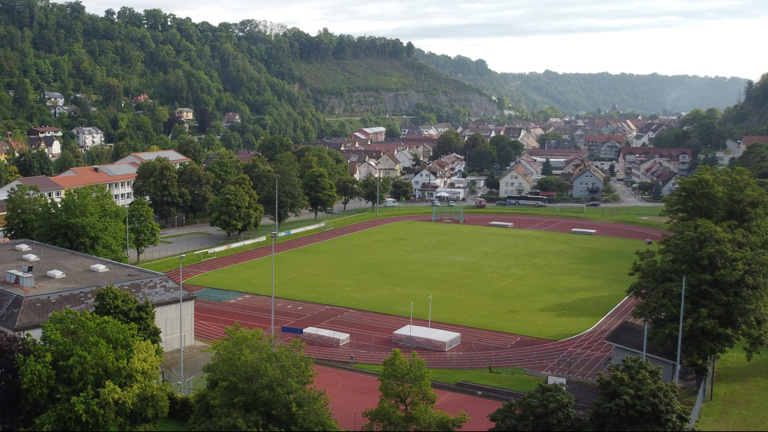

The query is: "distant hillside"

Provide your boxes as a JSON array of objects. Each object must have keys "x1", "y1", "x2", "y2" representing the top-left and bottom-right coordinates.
[
  {"x1": 415, "y1": 50, "x2": 751, "y2": 114},
  {"x1": 296, "y1": 58, "x2": 499, "y2": 117}
]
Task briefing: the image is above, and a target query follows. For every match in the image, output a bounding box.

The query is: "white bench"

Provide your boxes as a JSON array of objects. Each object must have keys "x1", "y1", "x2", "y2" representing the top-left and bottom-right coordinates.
[
  {"x1": 489, "y1": 221, "x2": 514, "y2": 228},
  {"x1": 570, "y1": 228, "x2": 597, "y2": 235}
]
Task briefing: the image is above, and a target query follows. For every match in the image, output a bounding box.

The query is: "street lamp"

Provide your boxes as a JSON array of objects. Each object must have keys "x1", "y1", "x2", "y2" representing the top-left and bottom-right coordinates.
[
  {"x1": 179, "y1": 254, "x2": 185, "y2": 394},
  {"x1": 428, "y1": 294, "x2": 432, "y2": 329},
  {"x1": 271, "y1": 175, "x2": 278, "y2": 345},
  {"x1": 125, "y1": 210, "x2": 129, "y2": 260},
  {"x1": 376, "y1": 167, "x2": 380, "y2": 217}
]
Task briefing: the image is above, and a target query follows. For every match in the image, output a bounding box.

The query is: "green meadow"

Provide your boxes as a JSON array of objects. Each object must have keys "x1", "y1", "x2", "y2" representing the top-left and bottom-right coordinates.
[{"x1": 187, "y1": 221, "x2": 646, "y2": 340}]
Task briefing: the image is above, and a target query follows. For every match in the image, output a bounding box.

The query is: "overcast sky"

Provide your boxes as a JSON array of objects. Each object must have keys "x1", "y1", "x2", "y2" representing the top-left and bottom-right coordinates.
[{"x1": 78, "y1": 0, "x2": 767, "y2": 81}]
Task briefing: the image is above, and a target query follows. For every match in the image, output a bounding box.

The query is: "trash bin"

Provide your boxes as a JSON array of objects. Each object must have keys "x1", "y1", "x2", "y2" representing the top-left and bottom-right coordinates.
[{"x1": 350, "y1": 355, "x2": 355, "y2": 361}]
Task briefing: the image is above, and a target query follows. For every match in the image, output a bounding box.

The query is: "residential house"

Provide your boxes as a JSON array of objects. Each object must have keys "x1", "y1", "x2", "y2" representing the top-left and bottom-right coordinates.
[
  {"x1": 618, "y1": 147, "x2": 691, "y2": 178},
  {"x1": 584, "y1": 135, "x2": 624, "y2": 159},
  {"x1": 498, "y1": 164, "x2": 534, "y2": 197},
  {"x1": 525, "y1": 149, "x2": 588, "y2": 173},
  {"x1": 571, "y1": 163, "x2": 605, "y2": 199},
  {"x1": 0, "y1": 239, "x2": 195, "y2": 353},
  {"x1": 53, "y1": 163, "x2": 140, "y2": 207},
  {"x1": 350, "y1": 127, "x2": 386, "y2": 142},
  {"x1": 43, "y1": 91, "x2": 65, "y2": 107},
  {"x1": 0, "y1": 176, "x2": 64, "y2": 213},
  {"x1": 131, "y1": 94, "x2": 153, "y2": 104},
  {"x1": 51, "y1": 105, "x2": 78, "y2": 118},
  {"x1": 544, "y1": 139, "x2": 577, "y2": 150},
  {"x1": 114, "y1": 150, "x2": 191, "y2": 169},
  {"x1": 72, "y1": 126, "x2": 105, "y2": 152},
  {"x1": 632, "y1": 122, "x2": 668, "y2": 147},
  {"x1": 28, "y1": 136, "x2": 62, "y2": 158},
  {"x1": 0, "y1": 136, "x2": 27, "y2": 162},
  {"x1": 357, "y1": 159, "x2": 382, "y2": 180},
  {"x1": 237, "y1": 149, "x2": 260, "y2": 164},
  {"x1": 411, "y1": 167, "x2": 441, "y2": 200},
  {"x1": 378, "y1": 153, "x2": 401, "y2": 179},
  {"x1": 221, "y1": 112, "x2": 241, "y2": 128},
  {"x1": 741, "y1": 136, "x2": 768, "y2": 149},
  {"x1": 27, "y1": 126, "x2": 63, "y2": 139},
  {"x1": 175, "y1": 108, "x2": 194, "y2": 121},
  {"x1": 393, "y1": 149, "x2": 415, "y2": 170}
]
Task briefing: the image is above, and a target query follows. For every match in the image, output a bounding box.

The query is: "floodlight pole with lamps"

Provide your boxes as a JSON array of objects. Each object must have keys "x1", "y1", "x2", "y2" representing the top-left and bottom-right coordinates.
[
  {"x1": 409, "y1": 301, "x2": 413, "y2": 347},
  {"x1": 179, "y1": 254, "x2": 185, "y2": 394},
  {"x1": 125, "y1": 211, "x2": 129, "y2": 260},
  {"x1": 675, "y1": 276, "x2": 686, "y2": 384},
  {"x1": 376, "y1": 167, "x2": 380, "y2": 217}
]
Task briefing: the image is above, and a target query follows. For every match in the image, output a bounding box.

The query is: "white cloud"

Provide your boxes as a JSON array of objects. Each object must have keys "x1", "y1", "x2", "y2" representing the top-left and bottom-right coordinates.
[{"x1": 79, "y1": 0, "x2": 768, "y2": 80}]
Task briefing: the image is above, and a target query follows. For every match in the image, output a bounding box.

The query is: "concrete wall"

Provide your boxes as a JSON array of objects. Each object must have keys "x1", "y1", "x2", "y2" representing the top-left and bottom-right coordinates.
[{"x1": 157, "y1": 299, "x2": 196, "y2": 352}]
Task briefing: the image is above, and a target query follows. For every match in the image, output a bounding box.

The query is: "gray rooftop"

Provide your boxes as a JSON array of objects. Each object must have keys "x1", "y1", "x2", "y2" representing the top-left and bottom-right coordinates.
[{"x1": 0, "y1": 240, "x2": 193, "y2": 332}]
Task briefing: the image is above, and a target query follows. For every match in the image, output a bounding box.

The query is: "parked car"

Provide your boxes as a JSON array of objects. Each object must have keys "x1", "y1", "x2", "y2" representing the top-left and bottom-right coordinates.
[
  {"x1": 475, "y1": 198, "x2": 487, "y2": 208},
  {"x1": 432, "y1": 200, "x2": 440, "y2": 207},
  {"x1": 448, "y1": 201, "x2": 455, "y2": 207},
  {"x1": 586, "y1": 201, "x2": 601, "y2": 207},
  {"x1": 495, "y1": 201, "x2": 508, "y2": 206},
  {"x1": 325, "y1": 208, "x2": 339, "y2": 214}
]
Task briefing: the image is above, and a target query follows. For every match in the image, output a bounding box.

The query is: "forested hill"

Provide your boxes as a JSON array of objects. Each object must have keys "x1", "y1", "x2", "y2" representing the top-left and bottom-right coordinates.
[
  {"x1": 0, "y1": 1, "x2": 497, "y2": 144},
  {"x1": 415, "y1": 50, "x2": 752, "y2": 115}
]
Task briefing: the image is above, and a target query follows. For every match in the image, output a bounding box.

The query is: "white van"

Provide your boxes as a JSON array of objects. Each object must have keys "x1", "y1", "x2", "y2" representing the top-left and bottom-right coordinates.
[{"x1": 384, "y1": 198, "x2": 398, "y2": 207}]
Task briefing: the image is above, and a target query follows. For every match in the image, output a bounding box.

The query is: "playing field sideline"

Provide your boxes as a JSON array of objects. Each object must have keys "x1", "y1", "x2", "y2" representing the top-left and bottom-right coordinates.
[{"x1": 187, "y1": 220, "x2": 649, "y2": 340}]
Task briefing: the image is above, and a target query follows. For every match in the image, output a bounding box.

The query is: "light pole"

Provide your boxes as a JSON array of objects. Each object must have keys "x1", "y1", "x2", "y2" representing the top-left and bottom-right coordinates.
[
  {"x1": 376, "y1": 167, "x2": 380, "y2": 217},
  {"x1": 675, "y1": 276, "x2": 686, "y2": 384},
  {"x1": 271, "y1": 175, "x2": 278, "y2": 345},
  {"x1": 179, "y1": 254, "x2": 185, "y2": 394},
  {"x1": 428, "y1": 294, "x2": 432, "y2": 329},
  {"x1": 125, "y1": 210, "x2": 129, "y2": 260},
  {"x1": 409, "y1": 301, "x2": 413, "y2": 347}
]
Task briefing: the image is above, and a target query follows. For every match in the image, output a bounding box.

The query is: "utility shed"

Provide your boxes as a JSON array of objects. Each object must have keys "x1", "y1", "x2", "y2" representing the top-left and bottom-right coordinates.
[
  {"x1": 301, "y1": 327, "x2": 350, "y2": 346},
  {"x1": 392, "y1": 325, "x2": 461, "y2": 351}
]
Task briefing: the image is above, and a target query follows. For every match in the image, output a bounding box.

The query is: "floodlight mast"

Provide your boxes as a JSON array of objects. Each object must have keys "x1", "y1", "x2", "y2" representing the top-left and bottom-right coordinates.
[
  {"x1": 271, "y1": 175, "x2": 278, "y2": 347},
  {"x1": 179, "y1": 254, "x2": 185, "y2": 394}
]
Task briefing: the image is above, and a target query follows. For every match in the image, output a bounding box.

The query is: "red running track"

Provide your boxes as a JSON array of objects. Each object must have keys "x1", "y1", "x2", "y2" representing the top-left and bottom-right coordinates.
[{"x1": 168, "y1": 215, "x2": 665, "y2": 381}]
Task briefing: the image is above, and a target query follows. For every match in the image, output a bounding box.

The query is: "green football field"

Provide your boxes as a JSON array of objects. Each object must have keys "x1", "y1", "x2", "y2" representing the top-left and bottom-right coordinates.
[{"x1": 187, "y1": 221, "x2": 646, "y2": 340}]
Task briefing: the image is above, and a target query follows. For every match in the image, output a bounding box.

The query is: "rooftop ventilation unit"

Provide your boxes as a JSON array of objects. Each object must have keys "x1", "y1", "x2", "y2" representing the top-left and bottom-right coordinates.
[
  {"x1": 6, "y1": 269, "x2": 34, "y2": 287},
  {"x1": 47, "y1": 269, "x2": 66, "y2": 279},
  {"x1": 21, "y1": 264, "x2": 34, "y2": 272},
  {"x1": 89, "y1": 263, "x2": 108, "y2": 273},
  {"x1": 22, "y1": 254, "x2": 39, "y2": 261},
  {"x1": 15, "y1": 244, "x2": 31, "y2": 251}
]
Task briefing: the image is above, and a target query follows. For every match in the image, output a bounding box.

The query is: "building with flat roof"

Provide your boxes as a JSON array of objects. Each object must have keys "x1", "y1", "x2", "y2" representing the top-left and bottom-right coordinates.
[{"x1": 0, "y1": 240, "x2": 195, "y2": 352}]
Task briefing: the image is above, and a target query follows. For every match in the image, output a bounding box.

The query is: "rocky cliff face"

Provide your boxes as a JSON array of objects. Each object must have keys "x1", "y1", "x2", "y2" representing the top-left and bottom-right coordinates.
[{"x1": 315, "y1": 90, "x2": 501, "y2": 117}]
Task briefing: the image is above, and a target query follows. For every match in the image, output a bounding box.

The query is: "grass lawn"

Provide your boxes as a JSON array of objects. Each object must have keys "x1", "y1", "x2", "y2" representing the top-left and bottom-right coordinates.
[
  {"x1": 697, "y1": 344, "x2": 768, "y2": 431},
  {"x1": 187, "y1": 221, "x2": 644, "y2": 340},
  {"x1": 355, "y1": 364, "x2": 544, "y2": 393}
]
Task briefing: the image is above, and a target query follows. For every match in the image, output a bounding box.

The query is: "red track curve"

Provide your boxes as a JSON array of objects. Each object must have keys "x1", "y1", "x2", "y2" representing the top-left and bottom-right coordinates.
[{"x1": 167, "y1": 214, "x2": 665, "y2": 381}]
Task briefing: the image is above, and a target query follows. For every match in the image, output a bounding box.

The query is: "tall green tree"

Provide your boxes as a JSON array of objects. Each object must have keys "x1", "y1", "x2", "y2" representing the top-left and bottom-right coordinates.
[
  {"x1": 188, "y1": 325, "x2": 339, "y2": 431},
  {"x1": 362, "y1": 349, "x2": 469, "y2": 431},
  {"x1": 0, "y1": 332, "x2": 34, "y2": 431},
  {"x1": 589, "y1": 357, "x2": 689, "y2": 431},
  {"x1": 258, "y1": 135, "x2": 293, "y2": 163},
  {"x1": 127, "y1": 197, "x2": 160, "y2": 264},
  {"x1": 432, "y1": 130, "x2": 461, "y2": 160},
  {"x1": 203, "y1": 153, "x2": 242, "y2": 194},
  {"x1": 335, "y1": 176, "x2": 361, "y2": 210},
  {"x1": 18, "y1": 309, "x2": 168, "y2": 431},
  {"x1": 3, "y1": 184, "x2": 48, "y2": 240},
  {"x1": 488, "y1": 383, "x2": 586, "y2": 431},
  {"x1": 627, "y1": 166, "x2": 768, "y2": 373},
  {"x1": 50, "y1": 184, "x2": 128, "y2": 262},
  {"x1": 267, "y1": 152, "x2": 306, "y2": 224},
  {"x1": 133, "y1": 157, "x2": 182, "y2": 222},
  {"x1": 360, "y1": 173, "x2": 391, "y2": 208},
  {"x1": 302, "y1": 167, "x2": 336, "y2": 219},
  {"x1": 93, "y1": 285, "x2": 162, "y2": 350},
  {"x1": 178, "y1": 162, "x2": 215, "y2": 219},
  {"x1": 208, "y1": 185, "x2": 256, "y2": 240},
  {"x1": 390, "y1": 178, "x2": 414, "y2": 201}
]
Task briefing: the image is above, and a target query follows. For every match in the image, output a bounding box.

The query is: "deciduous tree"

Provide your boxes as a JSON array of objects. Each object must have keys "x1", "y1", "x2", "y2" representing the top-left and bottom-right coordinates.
[
  {"x1": 127, "y1": 197, "x2": 160, "y2": 263},
  {"x1": 362, "y1": 349, "x2": 469, "y2": 431},
  {"x1": 335, "y1": 176, "x2": 361, "y2": 210},
  {"x1": 188, "y1": 325, "x2": 339, "y2": 431},
  {"x1": 588, "y1": 357, "x2": 689, "y2": 431},
  {"x1": 302, "y1": 167, "x2": 336, "y2": 219},
  {"x1": 628, "y1": 167, "x2": 768, "y2": 374},
  {"x1": 93, "y1": 285, "x2": 162, "y2": 349},
  {"x1": 18, "y1": 309, "x2": 168, "y2": 431},
  {"x1": 488, "y1": 383, "x2": 586, "y2": 431},
  {"x1": 133, "y1": 157, "x2": 182, "y2": 222},
  {"x1": 360, "y1": 173, "x2": 391, "y2": 208},
  {"x1": 0, "y1": 332, "x2": 34, "y2": 431}
]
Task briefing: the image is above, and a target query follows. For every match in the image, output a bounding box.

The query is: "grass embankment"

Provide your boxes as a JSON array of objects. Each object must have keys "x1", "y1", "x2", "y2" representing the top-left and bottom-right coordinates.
[
  {"x1": 355, "y1": 363, "x2": 544, "y2": 393},
  {"x1": 186, "y1": 221, "x2": 644, "y2": 340},
  {"x1": 697, "y1": 344, "x2": 768, "y2": 431}
]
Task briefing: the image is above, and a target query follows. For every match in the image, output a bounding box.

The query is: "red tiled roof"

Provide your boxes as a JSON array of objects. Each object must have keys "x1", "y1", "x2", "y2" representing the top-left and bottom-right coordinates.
[{"x1": 51, "y1": 164, "x2": 138, "y2": 189}]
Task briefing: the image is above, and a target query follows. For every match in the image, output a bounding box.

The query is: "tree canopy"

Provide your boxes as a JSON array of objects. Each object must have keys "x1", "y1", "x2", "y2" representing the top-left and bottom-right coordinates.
[
  {"x1": 127, "y1": 197, "x2": 160, "y2": 263},
  {"x1": 627, "y1": 166, "x2": 768, "y2": 373},
  {"x1": 18, "y1": 309, "x2": 168, "y2": 431},
  {"x1": 188, "y1": 325, "x2": 339, "y2": 431},
  {"x1": 362, "y1": 349, "x2": 469, "y2": 431},
  {"x1": 488, "y1": 383, "x2": 586, "y2": 431},
  {"x1": 93, "y1": 285, "x2": 163, "y2": 350},
  {"x1": 588, "y1": 357, "x2": 689, "y2": 431}
]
